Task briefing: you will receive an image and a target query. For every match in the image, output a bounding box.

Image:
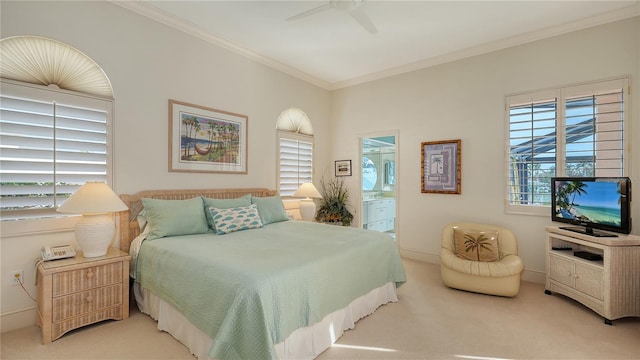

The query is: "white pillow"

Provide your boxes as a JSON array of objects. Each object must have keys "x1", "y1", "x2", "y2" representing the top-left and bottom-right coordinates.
[{"x1": 209, "y1": 204, "x2": 263, "y2": 235}]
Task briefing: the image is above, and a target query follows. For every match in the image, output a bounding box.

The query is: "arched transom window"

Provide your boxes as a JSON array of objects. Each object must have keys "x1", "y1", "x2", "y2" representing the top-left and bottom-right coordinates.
[
  {"x1": 0, "y1": 36, "x2": 114, "y2": 219},
  {"x1": 276, "y1": 108, "x2": 314, "y2": 197}
]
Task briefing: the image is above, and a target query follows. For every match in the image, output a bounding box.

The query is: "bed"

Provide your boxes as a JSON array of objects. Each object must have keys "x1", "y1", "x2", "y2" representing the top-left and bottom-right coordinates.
[{"x1": 119, "y1": 188, "x2": 406, "y2": 360}]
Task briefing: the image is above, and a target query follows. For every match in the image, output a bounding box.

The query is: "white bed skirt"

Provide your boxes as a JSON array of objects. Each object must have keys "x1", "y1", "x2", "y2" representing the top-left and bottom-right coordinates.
[{"x1": 134, "y1": 282, "x2": 398, "y2": 359}]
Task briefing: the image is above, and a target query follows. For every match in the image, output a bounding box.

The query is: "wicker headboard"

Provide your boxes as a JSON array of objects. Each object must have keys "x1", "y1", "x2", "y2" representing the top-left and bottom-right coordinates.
[{"x1": 118, "y1": 188, "x2": 277, "y2": 252}]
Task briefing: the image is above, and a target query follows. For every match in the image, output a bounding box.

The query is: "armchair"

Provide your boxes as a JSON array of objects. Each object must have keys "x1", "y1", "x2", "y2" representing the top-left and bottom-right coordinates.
[{"x1": 440, "y1": 222, "x2": 524, "y2": 297}]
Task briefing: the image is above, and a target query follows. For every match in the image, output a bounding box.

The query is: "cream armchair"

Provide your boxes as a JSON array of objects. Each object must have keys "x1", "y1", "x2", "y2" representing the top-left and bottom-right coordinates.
[{"x1": 440, "y1": 222, "x2": 524, "y2": 297}]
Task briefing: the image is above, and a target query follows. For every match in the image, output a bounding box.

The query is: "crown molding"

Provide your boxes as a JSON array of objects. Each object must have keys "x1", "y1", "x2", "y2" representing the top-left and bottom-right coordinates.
[
  {"x1": 330, "y1": 4, "x2": 640, "y2": 90},
  {"x1": 111, "y1": 1, "x2": 638, "y2": 92},
  {"x1": 110, "y1": 1, "x2": 331, "y2": 90}
]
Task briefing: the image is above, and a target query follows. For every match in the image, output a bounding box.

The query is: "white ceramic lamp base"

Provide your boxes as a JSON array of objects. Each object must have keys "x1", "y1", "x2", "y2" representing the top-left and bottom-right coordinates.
[
  {"x1": 299, "y1": 198, "x2": 316, "y2": 222},
  {"x1": 74, "y1": 213, "x2": 115, "y2": 257}
]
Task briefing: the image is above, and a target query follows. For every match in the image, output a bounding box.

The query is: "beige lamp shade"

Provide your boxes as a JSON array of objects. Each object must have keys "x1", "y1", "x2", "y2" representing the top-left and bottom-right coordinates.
[
  {"x1": 57, "y1": 182, "x2": 128, "y2": 214},
  {"x1": 293, "y1": 183, "x2": 321, "y2": 221},
  {"x1": 293, "y1": 182, "x2": 322, "y2": 199},
  {"x1": 56, "y1": 182, "x2": 127, "y2": 257}
]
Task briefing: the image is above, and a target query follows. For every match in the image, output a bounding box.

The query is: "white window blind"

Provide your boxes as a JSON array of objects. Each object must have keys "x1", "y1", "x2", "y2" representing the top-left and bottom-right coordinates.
[
  {"x1": 278, "y1": 131, "x2": 313, "y2": 197},
  {"x1": 506, "y1": 78, "x2": 627, "y2": 214},
  {"x1": 0, "y1": 80, "x2": 113, "y2": 219}
]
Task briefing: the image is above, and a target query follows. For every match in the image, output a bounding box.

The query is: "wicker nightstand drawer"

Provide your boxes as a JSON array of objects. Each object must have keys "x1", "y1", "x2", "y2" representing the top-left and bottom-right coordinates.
[
  {"x1": 37, "y1": 248, "x2": 130, "y2": 344},
  {"x1": 52, "y1": 284, "x2": 122, "y2": 322},
  {"x1": 52, "y1": 262, "x2": 123, "y2": 296},
  {"x1": 51, "y1": 307, "x2": 123, "y2": 342}
]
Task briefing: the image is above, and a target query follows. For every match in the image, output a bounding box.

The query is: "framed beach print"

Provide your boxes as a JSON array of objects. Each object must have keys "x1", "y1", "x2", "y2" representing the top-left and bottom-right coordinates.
[
  {"x1": 421, "y1": 139, "x2": 461, "y2": 194},
  {"x1": 335, "y1": 160, "x2": 352, "y2": 177},
  {"x1": 169, "y1": 100, "x2": 248, "y2": 174}
]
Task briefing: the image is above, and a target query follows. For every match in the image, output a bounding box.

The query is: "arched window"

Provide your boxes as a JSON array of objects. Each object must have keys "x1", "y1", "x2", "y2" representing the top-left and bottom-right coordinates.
[
  {"x1": 276, "y1": 108, "x2": 314, "y2": 197},
  {"x1": 0, "y1": 36, "x2": 114, "y2": 219}
]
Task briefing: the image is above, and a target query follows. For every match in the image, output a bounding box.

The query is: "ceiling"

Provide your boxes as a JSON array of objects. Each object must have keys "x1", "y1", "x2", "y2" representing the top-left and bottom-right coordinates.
[{"x1": 115, "y1": 1, "x2": 639, "y2": 90}]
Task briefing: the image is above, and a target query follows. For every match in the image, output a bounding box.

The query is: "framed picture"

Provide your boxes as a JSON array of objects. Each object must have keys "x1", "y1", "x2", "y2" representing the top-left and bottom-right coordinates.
[
  {"x1": 335, "y1": 160, "x2": 352, "y2": 177},
  {"x1": 421, "y1": 139, "x2": 461, "y2": 194},
  {"x1": 169, "y1": 100, "x2": 247, "y2": 174}
]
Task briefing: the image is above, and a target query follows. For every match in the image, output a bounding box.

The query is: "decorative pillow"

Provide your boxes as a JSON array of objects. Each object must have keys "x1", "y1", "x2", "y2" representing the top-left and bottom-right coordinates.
[
  {"x1": 209, "y1": 204, "x2": 263, "y2": 235},
  {"x1": 251, "y1": 195, "x2": 289, "y2": 225},
  {"x1": 453, "y1": 228, "x2": 500, "y2": 262},
  {"x1": 141, "y1": 197, "x2": 209, "y2": 240},
  {"x1": 202, "y1": 194, "x2": 252, "y2": 231}
]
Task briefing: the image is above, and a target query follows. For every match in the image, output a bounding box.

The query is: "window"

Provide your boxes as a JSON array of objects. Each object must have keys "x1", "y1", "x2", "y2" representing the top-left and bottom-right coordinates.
[
  {"x1": 276, "y1": 108, "x2": 314, "y2": 197},
  {"x1": 0, "y1": 80, "x2": 113, "y2": 219},
  {"x1": 277, "y1": 131, "x2": 313, "y2": 197},
  {"x1": 506, "y1": 78, "x2": 628, "y2": 215}
]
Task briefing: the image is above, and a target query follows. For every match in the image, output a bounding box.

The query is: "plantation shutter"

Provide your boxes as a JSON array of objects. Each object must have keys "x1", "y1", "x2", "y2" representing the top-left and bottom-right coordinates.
[
  {"x1": 0, "y1": 80, "x2": 112, "y2": 219},
  {"x1": 278, "y1": 131, "x2": 313, "y2": 197},
  {"x1": 505, "y1": 77, "x2": 628, "y2": 215},
  {"x1": 563, "y1": 80, "x2": 625, "y2": 178},
  {"x1": 507, "y1": 90, "x2": 558, "y2": 208}
]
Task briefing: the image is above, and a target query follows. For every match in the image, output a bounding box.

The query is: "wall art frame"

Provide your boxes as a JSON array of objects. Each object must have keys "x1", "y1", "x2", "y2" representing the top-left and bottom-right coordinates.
[
  {"x1": 169, "y1": 99, "x2": 248, "y2": 174},
  {"x1": 335, "y1": 160, "x2": 352, "y2": 177},
  {"x1": 421, "y1": 139, "x2": 461, "y2": 194}
]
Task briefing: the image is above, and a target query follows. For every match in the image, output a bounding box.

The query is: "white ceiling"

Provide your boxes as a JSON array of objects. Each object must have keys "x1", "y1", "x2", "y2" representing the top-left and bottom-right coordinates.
[{"x1": 115, "y1": 1, "x2": 639, "y2": 90}]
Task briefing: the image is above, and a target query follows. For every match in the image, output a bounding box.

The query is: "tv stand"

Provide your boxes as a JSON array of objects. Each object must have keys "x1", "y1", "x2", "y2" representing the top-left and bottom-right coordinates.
[
  {"x1": 559, "y1": 226, "x2": 618, "y2": 237},
  {"x1": 545, "y1": 226, "x2": 640, "y2": 325}
]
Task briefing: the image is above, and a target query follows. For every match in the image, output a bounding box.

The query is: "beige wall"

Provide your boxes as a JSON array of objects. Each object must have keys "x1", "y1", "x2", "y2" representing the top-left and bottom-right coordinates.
[
  {"x1": 1, "y1": 0, "x2": 638, "y2": 333},
  {"x1": 330, "y1": 17, "x2": 639, "y2": 281},
  {"x1": 0, "y1": 1, "x2": 330, "y2": 332}
]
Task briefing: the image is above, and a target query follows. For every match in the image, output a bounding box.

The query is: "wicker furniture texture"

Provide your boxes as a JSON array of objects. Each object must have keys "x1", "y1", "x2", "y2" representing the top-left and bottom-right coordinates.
[
  {"x1": 37, "y1": 247, "x2": 130, "y2": 344},
  {"x1": 545, "y1": 226, "x2": 640, "y2": 324}
]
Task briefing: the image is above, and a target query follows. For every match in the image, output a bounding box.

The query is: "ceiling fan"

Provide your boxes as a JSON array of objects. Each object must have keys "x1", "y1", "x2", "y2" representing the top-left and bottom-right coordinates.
[{"x1": 286, "y1": 0, "x2": 378, "y2": 34}]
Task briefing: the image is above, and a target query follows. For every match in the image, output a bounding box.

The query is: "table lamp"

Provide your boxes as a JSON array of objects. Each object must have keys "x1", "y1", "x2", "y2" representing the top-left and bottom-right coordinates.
[
  {"x1": 56, "y1": 182, "x2": 128, "y2": 257},
  {"x1": 293, "y1": 182, "x2": 322, "y2": 221}
]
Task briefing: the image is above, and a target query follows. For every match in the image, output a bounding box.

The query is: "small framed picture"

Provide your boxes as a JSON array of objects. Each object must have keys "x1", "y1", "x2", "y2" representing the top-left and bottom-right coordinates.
[
  {"x1": 421, "y1": 139, "x2": 461, "y2": 194},
  {"x1": 335, "y1": 160, "x2": 352, "y2": 177}
]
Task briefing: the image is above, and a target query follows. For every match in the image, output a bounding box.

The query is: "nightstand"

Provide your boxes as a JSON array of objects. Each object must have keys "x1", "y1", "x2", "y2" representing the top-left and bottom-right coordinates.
[{"x1": 36, "y1": 247, "x2": 130, "y2": 344}]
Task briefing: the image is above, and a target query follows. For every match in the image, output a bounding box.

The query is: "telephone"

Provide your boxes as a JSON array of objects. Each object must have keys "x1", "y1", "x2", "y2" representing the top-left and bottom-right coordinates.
[{"x1": 41, "y1": 245, "x2": 76, "y2": 261}]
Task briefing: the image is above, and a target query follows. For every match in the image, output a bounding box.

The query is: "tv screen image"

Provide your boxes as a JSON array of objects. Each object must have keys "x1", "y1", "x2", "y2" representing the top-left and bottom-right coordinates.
[{"x1": 551, "y1": 177, "x2": 631, "y2": 236}]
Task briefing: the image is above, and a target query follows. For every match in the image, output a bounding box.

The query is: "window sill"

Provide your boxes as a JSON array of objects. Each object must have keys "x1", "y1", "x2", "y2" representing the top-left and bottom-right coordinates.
[
  {"x1": 0, "y1": 216, "x2": 79, "y2": 238},
  {"x1": 505, "y1": 204, "x2": 550, "y2": 217}
]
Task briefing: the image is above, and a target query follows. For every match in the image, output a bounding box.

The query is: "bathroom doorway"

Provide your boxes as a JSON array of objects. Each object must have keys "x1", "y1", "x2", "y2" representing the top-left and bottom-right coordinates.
[{"x1": 360, "y1": 133, "x2": 397, "y2": 239}]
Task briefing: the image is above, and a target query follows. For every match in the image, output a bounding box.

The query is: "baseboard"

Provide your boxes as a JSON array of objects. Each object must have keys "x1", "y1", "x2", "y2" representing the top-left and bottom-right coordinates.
[
  {"x1": 399, "y1": 249, "x2": 546, "y2": 284},
  {"x1": 1, "y1": 306, "x2": 37, "y2": 333},
  {"x1": 399, "y1": 248, "x2": 440, "y2": 264},
  {"x1": 521, "y1": 269, "x2": 546, "y2": 284}
]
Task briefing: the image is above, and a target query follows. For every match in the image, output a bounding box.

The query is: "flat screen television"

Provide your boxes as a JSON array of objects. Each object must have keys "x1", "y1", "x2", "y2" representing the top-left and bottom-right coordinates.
[{"x1": 551, "y1": 177, "x2": 632, "y2": 236}]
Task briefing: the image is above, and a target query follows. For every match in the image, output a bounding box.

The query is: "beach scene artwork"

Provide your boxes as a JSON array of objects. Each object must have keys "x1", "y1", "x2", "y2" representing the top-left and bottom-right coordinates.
[
  {"x1": 179, "y1": 112, "x2": 240, "y2": 165},
  {"x1": 169, "y1": 100, "x2": 247, "y2": 174}
]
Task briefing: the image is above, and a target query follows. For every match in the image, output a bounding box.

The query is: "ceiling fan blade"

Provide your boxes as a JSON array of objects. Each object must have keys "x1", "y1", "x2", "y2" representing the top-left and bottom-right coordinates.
[
  {"x1": 350, "y1": 8, "x2": 377, "y2": 34},
  {"x1": 286, "y1": 3, "x2": 331, "y2": 22}
]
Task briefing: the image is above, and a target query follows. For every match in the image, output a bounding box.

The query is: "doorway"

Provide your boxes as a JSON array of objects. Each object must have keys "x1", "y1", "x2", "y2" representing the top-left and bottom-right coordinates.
[{"x1": 360, "y1": 133, "x2": 397, "y2": 239}]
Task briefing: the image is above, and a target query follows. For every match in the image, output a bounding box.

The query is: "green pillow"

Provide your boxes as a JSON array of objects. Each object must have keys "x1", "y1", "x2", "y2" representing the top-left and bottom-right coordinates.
[
  {"x1": 141, "y1": 197, "x2": 208, "y2": 240},
  {"x1": 202, "y1": 194, "x2": 252, "y2": 231},
  {"x1": 251, "y1": 195, "x2": 289, "y2": 225}
]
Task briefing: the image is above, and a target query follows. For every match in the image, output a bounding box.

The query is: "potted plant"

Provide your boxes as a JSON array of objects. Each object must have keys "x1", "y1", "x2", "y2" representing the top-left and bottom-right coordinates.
[{"x1": 315, "y1": 176, "x2": 354, "y2": 226}]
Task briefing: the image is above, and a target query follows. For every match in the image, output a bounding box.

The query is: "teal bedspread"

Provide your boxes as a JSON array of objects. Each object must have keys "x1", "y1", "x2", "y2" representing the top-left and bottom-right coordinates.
[{"x1": 136, "y1": 220, "x2": 406, "y2": 359}]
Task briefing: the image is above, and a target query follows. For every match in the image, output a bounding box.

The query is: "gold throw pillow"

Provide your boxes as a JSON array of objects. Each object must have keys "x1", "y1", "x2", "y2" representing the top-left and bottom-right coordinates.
[{"x1": 453, "y1": 228, "x2": 500, "y2": 262}]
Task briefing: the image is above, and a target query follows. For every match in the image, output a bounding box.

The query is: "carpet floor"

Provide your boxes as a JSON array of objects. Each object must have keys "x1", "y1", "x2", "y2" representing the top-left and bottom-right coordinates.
[{"x1": 2, "y1": 259, "x2": 639, "y2": 359}]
